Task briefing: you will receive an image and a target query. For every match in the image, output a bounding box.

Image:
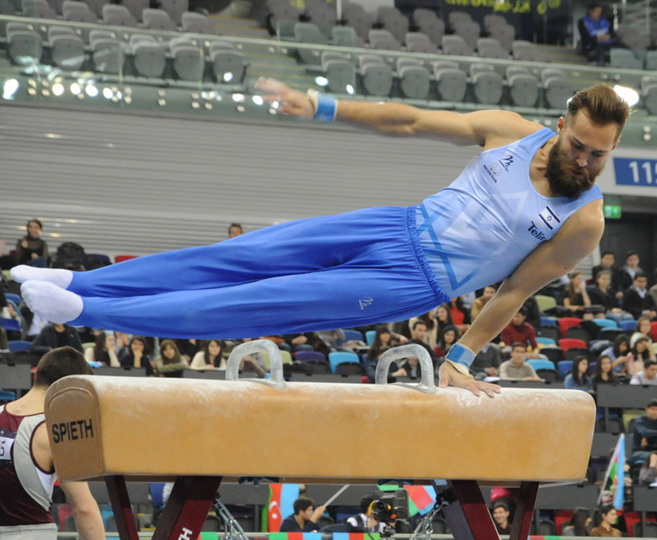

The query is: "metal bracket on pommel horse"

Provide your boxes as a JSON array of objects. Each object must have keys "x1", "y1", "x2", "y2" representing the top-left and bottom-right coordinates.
[{"x1": 44, "y1": 340, "x2": 596, "y2": 540}]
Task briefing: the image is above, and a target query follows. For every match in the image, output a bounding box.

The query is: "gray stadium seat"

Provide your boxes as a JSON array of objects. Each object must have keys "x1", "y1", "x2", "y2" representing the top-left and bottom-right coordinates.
[
  {"x1": 268, "y1": 3, "x2": 301, "y2": 36},
  {"x1": 512, "y1": 40, "x2": 544, "y2": 62},
  {"x1": 294, "y1": 22, "x2": 327, "y2": 64},
  {"x1": 483, "y1": 14, "x2": 507, "y2": 32},
  {"x1": 414, "y1": 12, "x2": 444, "y2": 46},
  {"x1": 23, "y1": 0, "x2": 56, "y2": 18},
  {"x1": 452, "y1": 19, "x2": 480, "y2": 50},
  {"x1": 398, "y1": 64, "x2": 430, "y2": 99},
  {"x1": 305, "y1": 0, "x2": 336, "y2": 28},
  {"x1": 441, "y1": 34, "x2": 473, "y2": 56},
  {"x1": 322, "y1": 58, "x2": 356, "y2": 94},
  {"x1": 368, "y1": 29, "x2": 401, "y2": 51},
  {"x1": 142, "y1": 8, "x2": 177, "y2": 31},
  {"x1": 7, "y1": 28, "x2": 42, "y2": 65},
  {"x1": 447, "y1": 10, "x2": 472, "y2": 30},
  {"x1": 121, "y1": 0, "x2": 147, "y2": 21},
  {"x1": 377, "y1": 6, "x2": 408, "y2": 43},
  {"x1": 102, "y1": 4, "x2": 137, "y2": 26},
  {"x1": 477, "y1": 37, "x2": 507, "y2": 59},
  {"x1": 645, "y1": 51, "x2": 657, "y2": 71},
  {"x1": 171, "y1": 44, "x2": 204, "y2": 81},
  {"x1": 342, "y1": 4, "x2": 373, "y2": 41},
  {"x1": 159, "y1": 0, "x2": 187, "y2": 26},
  {"x1": 507, "y1": 72, "x2": 539, "y2": 107},
  {"x1": 47, "y1": 25, "x2": 76, "y2": 42},
  {"x1": 62, "y1": 0, "x2": 97, "y2": 23},
  {"x1": 210, "y1": 48, "x2": 246, "y2": 84},
  {"x1": 641, "y1": 76, "x2": 657, "y2": 115},
  {"x1": 470, "y1": 65, "x2": 503, "y2": 104},
  {"x1": 331, "y1": 25, "x2": 357, "y2": 47},
  {"x1": 91, "y1": 37, "x2": 123, "y2": 73},
  {"x1": 358, "y1": 54, "x2": 392, "y2": 96},
  {"x1": 405, "y1": 32, "x2": 438, "y2": 54},
  {"x1": 181, "y1": 11, "x2": 216, "y2": 34},
  {"x1": 50, "y1": 33, "x2": 85, "y2": 71},
  {"x1": 433, "y1": 62, "x2": 467, "y2": 101},
  {"x1": 610, "y1": 48, "x2": 643, "y2": 70},
  {"x1": 542, "y1": 72, "x2": 574, "y2": 110},
  {"x1": 132, "y1": 41, "x2": 166, "y2": 77},
  {"x1": 488, "y1": 22, "x2": 515, "y2": 52},
  {"x1": 86, "y1": 0, "x2": 108, "y2": 17},
  {"x1": 616, "y1": 24, "x2": 650, "y2": 51}
]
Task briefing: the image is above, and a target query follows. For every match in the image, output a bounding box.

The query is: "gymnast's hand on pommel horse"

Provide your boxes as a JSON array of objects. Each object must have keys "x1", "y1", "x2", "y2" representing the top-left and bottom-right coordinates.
[{"x1": 14, "y1": 80, "x2": 626, "y2": 399}]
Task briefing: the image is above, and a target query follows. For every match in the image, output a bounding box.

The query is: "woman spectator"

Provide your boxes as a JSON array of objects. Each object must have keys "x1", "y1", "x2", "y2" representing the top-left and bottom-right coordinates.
[
  {"x1": 564, "y1": 271, "x2": 591, "y2": 316},
  {"x1": 408, "y1": 310, "x2": 438, "y2": 349},
  {"x1": 562, "y1": 507, "x2": 591, "y2": 536},
  {"x1": 449, "y1": 297, "x2": 471, "y2": 334},
  {"x1": 15, "y1": 219, "x2": 49, "y2": 267},
  {"x1": 589, "y1": 504, "x2": 621, "y2": 537},
  {"x1": 601, "y1": 335, "x2": 631, "y2": 372},
  {"x1": 627, "y1": 337, "x2": 655, "y2": 377},
  {"x1": 564, "y1": 356, "x2": 594, "y2": 393},
  {"x1": 190, "y1": 339, "x2": 226, "y2": 370},
  {"x1": 587, "y1": 270, "x2": 625, "y2": 316},
  {"x1": 366, "y1": 325, "x2": 395, "y2": 382},
  {"x1": 435, "y1": 303, "x2": 455, "y2": 335},
  {"x1": 471, "y1": 286, "x2": 497, "y2": 320},
  {"x1": 630, "y1": 317, "x2": 654, "y2": 348},
  {"x1": 119, "y1": 336, "x2": 154, "y2": 376},
  {"x1": 155, "y1": 339, "x2": 188, "y2": 377},
  {"x1": 592, "y1": 355, "x2": 619, "y2": 390},
  {"x1": 639, "y1": 452, "x2": 657, "y2": 486},
  {"x1": 85, "y1": 331, "x2": 120, "y2": 366},
  {"x1": 434, "y1": 325, "x2": 460, "y2": 360}
]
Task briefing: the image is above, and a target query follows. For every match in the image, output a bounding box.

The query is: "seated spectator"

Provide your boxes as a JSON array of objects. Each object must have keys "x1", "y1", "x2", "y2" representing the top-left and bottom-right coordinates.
[
  {"x1": 154, "y1": 339, "x2": 189, "y2": 378},
  {"x1": 564, "y1": 356, "x2": 594, "y2": 392},
  {"x1": 522, "y1": 295, "x2": 542, "y2": 330},
  {"x1": 32, "y1": 323, "x2": 83, "y2": 353},
  {"x1": 114, "y1": 331, "x2": 131, "y2": 357},
  {"x1": 564, "y1": 271, "x2": 592, "y2": 316},
  {"x1": 491, "y1": 501, "x2": 511, "y2": 535},
  {"x1": 433, "y1": 325, "x2": 459, "y2": 360},
  {"x1": 627, "y1": 337, "x2": 655, "y2": 377},
  {"x1": 435, "y1": 303, "x2": 456, "y2": 335},
  {"x1": 85, "y1": 331, "x2": 120, "y2": 366},
  {"x1": 578, "y1": 3, "x2": 616, "y2": 66},
  {"x1": 499, "y1": 342, "x2": 542, "y2": 381},
  {"x1": 630, "y1": 360, "x2": 657, "y2": 386},
  {"x1": 15, "y1": 219, "x2": 48, "y2": 267},
  {"x1": 279, "y1": 497, "x2": 325, "y2": 532},
  {"x1": 638, "y1": 451, "x2": 657, "y2": 486},
  {"x1": 500, "y1": 309, "x2": 540, "y2": 358},
  {"x1": 623, "y1": 272, "x2": 657, "y2": 321},
  {"x1": 449, "y1": 297, "x2": 470, "y2": 334},
  {"x1": 632, "y1": 398, "x2": 657, "y2": 462},
  {"x1": 190, "y1": 339, "x2": 225, "y2": 370},
  {"x1": 590, "y1": 504, "x2": 621, "y2": 537},
  {"x1": 601, "y1": 334, "x2": 632, "y2": 373},
  {"x1": 587, "y1": 270, "x2": 629, "y2": 320},
  {"x1": 470, "y1": 342, "x2": 503, "y2": 380},
  {"x1": 52, "y1": 241, "x2": 86, "y2": 271},
  {"x1": 471, "y1": 285, "x2": 496, "y2": 320},
  {"x1": 630, "y1": 317, "x2": 654, "y2": 348},
  {"x1": 119, "y1": 336, "x2": 154, "y2": 376},
  {"x1": 283, "y1": 332, "x2": 329, "y2": 355},
  {"x1": 173, "y1": 338, "x2": 200, "y2": 363},
  {"x1": 650, "y1": 268, "x2": 657, "y2": 308},
  {"x1": 228, "y1": 223, "x2": 243, "y2": 238},
  {"x1": 407, "y1": 320, "x2": 437, "y2": 366},
  {"x1": 409, "y1": 309, "x2": 438, "y2": 349},
  {"x1": 562, "y1": 507, "x2": 592, "y2": 536},
  {"x1": 1, "y1": 301, "x2": 23, "y2": 339},
  {"x1": 620, "y1": 251, "x2": 644, "y2": 291},
  {"x1": 345, "y1": 495, "x2": 388, "y2": 533},
  {"x1": 592, "y1": 251, "x2": 622, "y2": 290},
  {"x1": 592, "y1": 354, "x2": 619, "y2": 390}
]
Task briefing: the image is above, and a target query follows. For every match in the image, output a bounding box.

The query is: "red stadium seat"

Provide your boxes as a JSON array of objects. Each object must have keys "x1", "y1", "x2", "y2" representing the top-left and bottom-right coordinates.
[
  {"x1": 650, "y1": 321, "x2": 657, "y2": 342},
  {"x1": 115, "y1": 255, "x2": 138, "y2": 263},
  {"x1": 558, "y1": 338, "x2": 587, "y2": 352},
  {"x1": 557, "y1": 317, "x2": 583, "y2": 336}
]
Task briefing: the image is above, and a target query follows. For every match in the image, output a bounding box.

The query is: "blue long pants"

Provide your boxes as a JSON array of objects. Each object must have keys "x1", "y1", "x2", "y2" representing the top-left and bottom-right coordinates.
[{"x1": 69, "y1": 206, "x2": 449, "y2": 338}]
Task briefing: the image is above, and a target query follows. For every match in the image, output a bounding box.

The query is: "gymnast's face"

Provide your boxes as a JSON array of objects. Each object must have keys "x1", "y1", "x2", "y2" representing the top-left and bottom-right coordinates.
[{"x1": 548, "y1": 112, "x2": 618, "y2": 198}]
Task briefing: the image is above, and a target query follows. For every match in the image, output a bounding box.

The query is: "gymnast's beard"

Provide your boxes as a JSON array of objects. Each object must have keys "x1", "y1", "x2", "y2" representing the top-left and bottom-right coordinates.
[{"x1": 545, "y1": 142, "x2": 600, "y2": 199}]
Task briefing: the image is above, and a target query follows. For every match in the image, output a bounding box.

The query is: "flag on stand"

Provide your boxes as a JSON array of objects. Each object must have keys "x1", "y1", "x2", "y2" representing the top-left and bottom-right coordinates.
[
  {"x1": 378, "y1": 485, "x2": 435, "y2": 516},
  {"x1": 598, "y1": 433, "x2": 625, "y2": 510},
  {"x1": 262, "y1": 484, "x2": 301, "y2": 532}
]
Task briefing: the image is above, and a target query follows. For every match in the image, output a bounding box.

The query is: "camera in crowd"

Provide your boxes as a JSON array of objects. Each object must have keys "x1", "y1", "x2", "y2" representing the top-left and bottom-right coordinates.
[{"x1": 369, "y1": 491, "x2": 410, "y2": 537}]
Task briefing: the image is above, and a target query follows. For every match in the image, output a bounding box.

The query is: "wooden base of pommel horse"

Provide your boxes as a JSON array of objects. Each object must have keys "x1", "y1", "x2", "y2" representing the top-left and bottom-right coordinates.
[{"x1": 44, "y1": 342, "x2": 596, "y2": 540}]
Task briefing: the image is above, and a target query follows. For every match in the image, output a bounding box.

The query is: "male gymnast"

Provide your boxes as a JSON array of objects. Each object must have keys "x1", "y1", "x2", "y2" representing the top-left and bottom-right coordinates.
[{"x1": 12, "y1": 82, "x2": 629, "y2": 397}]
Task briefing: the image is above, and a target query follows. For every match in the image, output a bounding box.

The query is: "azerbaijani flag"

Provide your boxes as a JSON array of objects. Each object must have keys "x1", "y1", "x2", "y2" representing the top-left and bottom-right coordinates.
[
  {"x1": 378, "y1": 485, "x2": 435, "y2": 516},
  {"x1": 599, "y1": 433, "x2": 625, "y2": 511},
  {"x1": 270, "y1": 533, "x2": 323, "y2": 540},
  {"x1": 262, "y1": 484, "x2": 302, "y2": 532},
  {"x1": 333, "y1": 533, "x2": 381, "y2": 540}
]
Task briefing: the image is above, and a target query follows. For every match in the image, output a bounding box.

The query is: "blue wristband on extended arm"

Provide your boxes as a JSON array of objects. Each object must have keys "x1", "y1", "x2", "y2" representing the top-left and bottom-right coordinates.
[
  {"x1": 445, "y1": 343, "x2": 476, "y2": 370},
  {"x1": 306, "y1": 89, "x2": 337, "y2": 122}
]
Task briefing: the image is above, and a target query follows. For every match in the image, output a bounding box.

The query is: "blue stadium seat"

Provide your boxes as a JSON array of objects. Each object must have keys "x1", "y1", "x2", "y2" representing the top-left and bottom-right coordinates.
[
  {"x1": 9, "y1": 340, "x2": 32, "y2": 352},
  {"x1": 365, "y1": 330, "x2": 376, "y2": 346},
  {"x1": 328, "y1": 351, "x2": 361, "y2": 373},
  {"x1": 592, "y1": 318, "x2": 618, "y2": 329},
  {"x1": 343, "y1": 329, "x2": 363, "y2": 342}
]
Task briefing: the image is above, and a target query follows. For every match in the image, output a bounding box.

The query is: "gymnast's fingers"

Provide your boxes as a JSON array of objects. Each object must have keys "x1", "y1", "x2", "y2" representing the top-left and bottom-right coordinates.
[{"x1": 476, "y1": 381, "x2": 501, "y2": 398}]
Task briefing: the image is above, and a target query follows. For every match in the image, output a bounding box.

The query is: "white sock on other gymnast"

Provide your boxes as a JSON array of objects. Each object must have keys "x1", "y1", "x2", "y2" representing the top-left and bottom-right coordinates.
[
  {"x1": 10, "y1": 266, "x2": 73, "y2": 289},
  {"x1": 21, "y1": 281, "x2": 83, "y2": 324}
]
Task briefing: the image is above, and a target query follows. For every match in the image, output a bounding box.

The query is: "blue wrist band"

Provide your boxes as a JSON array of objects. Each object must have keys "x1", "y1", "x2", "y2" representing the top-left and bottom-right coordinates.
[
  {"x1": 307, "y1": 89, "x2": 337, "y2": 122},
  {"x1": 445, "y1": 343, "x2": 476, "y2": 369}
]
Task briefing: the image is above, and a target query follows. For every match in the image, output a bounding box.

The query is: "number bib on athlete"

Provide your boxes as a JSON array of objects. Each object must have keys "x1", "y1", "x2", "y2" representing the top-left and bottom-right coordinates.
[{"x1": 0, "y1": 427, "x2": 16, "y2": 467}]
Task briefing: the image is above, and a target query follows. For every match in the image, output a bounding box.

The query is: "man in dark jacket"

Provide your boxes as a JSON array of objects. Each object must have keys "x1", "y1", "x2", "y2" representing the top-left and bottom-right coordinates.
[{"x1": 32, "y1": 323, "x2": 83, "y2": 353}]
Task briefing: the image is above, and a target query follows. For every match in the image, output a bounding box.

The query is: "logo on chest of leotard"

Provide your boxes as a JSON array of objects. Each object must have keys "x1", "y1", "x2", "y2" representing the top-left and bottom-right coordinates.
[{"x1": 483, "y1": 153, "x2": 515, "y2": 183}]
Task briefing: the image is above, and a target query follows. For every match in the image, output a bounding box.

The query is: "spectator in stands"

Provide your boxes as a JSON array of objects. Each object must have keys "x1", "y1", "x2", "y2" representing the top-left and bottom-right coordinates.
[
  {"x1": 592, "y1": 354, "x2": 619, "y2": 390},
  {"x1": 114, "y1": 331, "x2": 131, "y2": 357},
  {"x1": 601, "y1": 334, "x2": 631, "y2": 369},
  {"x1": 52, "y1": 242, "x2": 86, "y2": 271},
  {"x1": 173, "y1": 338, "x2": 200, "y2": 363},
  {"x1": 408, "y1": 320, "x2": 437, "y2": 366},
  {"x1": 579, "y1": 3, "x2": 616, "y2": 66},
  {"x1": 522, "y1": 295, "x2": 542, "y2": 330},
  {"x1": 500, "y1": 309, "x2": 540, "y2": 358},
  {"x1": 190, "y1": 339, "x2": 225, "y2": 370},
  {"x1": 564, "y1": 356, "x2": 594, "y2": 392},
  {"x1": 1, "y1": 301, "x2": 23, "y2": 340},
  {"x1": 471, "y1": 285, "x2": 496, "y2": 320},
  {"x1": 564, "y1": 271, "x2": 592, "y2": 316},
  {"x1": 366, "y1": 325, "x2": 393, "y2": 363},
  {"x1": 470, "y1": 342, "x2": 503, "y2": 380},
  {"x1": 632, "y1": 398, "x2": 657, "y2": 461},
  {"x1": 448, "y1": 297, "x2": 470, "y2": 334},
  {"x1": 279, "y1": 497, "x2": 325, "y2": 532},
  {"x1": 630, "y1": 317, "x2": 654, "y2": 348},
  {"x1": 434, "y1": 325, "x2": 459, "y2": 360},
  {"x1": 345, "y1": 495, "x2": 387, "y2": 533},
  {"x1": 15, "y1": 219, "x2": 48, "y2": 268},
  {"x1": 491, "y1": 501, "x2": 511, "y2": 535},
  {"x1": 283, "y1": 332, "x2": 330, "y2": 355},
  {"x1": 154, "y1": 339, "x2": 188, "y2": 378},
  {"x1": 119, "y1": 336, "x2": 154, "y2": 376},
  {"x1": 587, "y1": 270, "x2": 626, "y2": 318},
  {"x1": 590, "y1": 504, "x2": 621, "y2": 537},
  {"x1": 409, "y1": 309, "x2": 438, "y2": 349},
  {"x1": 592, "y1": 251, "x2": 622, "y2": 290},
  {"x1": 85, "y1": 331, "x2": 120, "y2": 366},
  {"x1": 435, "y1": 303, "x2": 455, "y2": 335},
  {"x1": 623, "y1": 272, "x2": 657, "y2": 321},
  {"x1": 630, "y1": 360, "x2": 657, "y2": 386},
  {"x1": 620, "y1": 251, "x2": 644, "y2": 289},
  {"x1": 562, "y1": 507, "x2": 592, "y2": 536},
  {"x1": 638, "y1": 451, "x2": 657, "y2": 486},
  {"x1": 499, "y1": 342, "x2": 542, "y2": 381},
  {"x1": 228, "y1": 223, "x2": 243, "y2": 238},
  {"x1": 32, "y1": 323, "x2": 83, "y2": 353},
  {"x1": 628, "y1": 337, "x2": 655, "y2": 376},
  {"x1": 0, "y1": 346, "x2": 105, "y2": 539}
]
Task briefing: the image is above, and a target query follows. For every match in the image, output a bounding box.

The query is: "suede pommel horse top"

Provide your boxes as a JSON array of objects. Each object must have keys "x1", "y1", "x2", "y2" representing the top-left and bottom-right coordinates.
[{"x1": 44, "y1": 341, "x2": 597, "y2": 540}]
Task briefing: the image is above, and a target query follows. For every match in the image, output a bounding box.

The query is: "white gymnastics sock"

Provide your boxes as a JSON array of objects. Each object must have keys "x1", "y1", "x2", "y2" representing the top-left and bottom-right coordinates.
[
  {"x1": 21, "y1": 281, "x2": 83, "y2": 323},
  {"x1": 10, "y1": 265, "x2": 73, "y2": 289}
]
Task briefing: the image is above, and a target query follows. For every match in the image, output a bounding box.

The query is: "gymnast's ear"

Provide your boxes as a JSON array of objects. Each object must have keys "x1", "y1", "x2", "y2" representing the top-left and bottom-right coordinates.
[{"x1": 556, "y1": 116, "x2": 566, "y2": 133}]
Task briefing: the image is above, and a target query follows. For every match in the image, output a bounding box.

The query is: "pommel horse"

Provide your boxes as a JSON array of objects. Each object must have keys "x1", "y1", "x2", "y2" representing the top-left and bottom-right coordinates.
[{"x1": 44, "y1": 340, "x2": 596, "y2": 540}]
